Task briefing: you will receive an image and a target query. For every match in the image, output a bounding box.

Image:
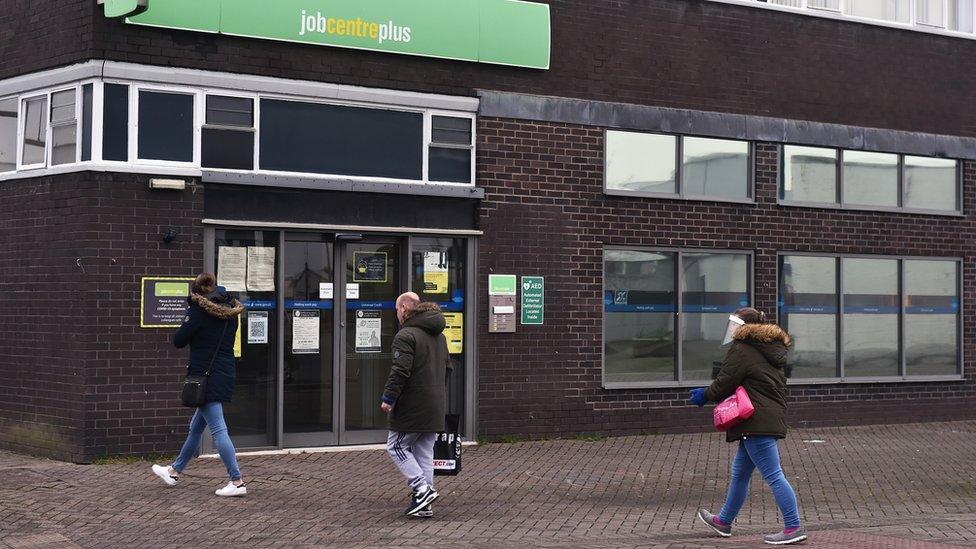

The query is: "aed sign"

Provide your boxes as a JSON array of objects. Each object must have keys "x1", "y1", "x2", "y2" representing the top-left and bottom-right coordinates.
[{"x1": 103, "y1": 0, "x2": 551, "y2": 70}]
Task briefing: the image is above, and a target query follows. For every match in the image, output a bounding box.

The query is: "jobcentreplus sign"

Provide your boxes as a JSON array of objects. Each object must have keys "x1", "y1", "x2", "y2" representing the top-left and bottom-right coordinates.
[{"x1": 299, "y1": 10, "x2": 412, "y2": 44}]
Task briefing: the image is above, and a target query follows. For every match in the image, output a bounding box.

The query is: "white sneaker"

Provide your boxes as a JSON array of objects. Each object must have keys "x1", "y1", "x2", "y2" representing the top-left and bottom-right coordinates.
[
  {"x1": 151, "y1": 464, "x2": 179, "y2": 486},
  {"x1": 215, "y1": 481, "x2": 247, "y2": 497}
]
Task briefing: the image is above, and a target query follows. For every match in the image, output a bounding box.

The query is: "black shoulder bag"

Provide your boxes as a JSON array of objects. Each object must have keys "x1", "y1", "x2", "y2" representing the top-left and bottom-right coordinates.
[{"x1": 180, "y1": 320, "x2": 229, "y2": 408}]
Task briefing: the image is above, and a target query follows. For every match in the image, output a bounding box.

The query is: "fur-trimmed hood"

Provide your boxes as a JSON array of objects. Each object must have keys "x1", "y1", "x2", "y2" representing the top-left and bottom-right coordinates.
[
  {"x1": 403, "y1": 302, "x2": 445, "y2": 335},
  {"x1": 733, "y1": 323, "x2": 791, "y2": 369},
  {"x1": 190, "y1": 290, "x2": 244, "y2": 320}
]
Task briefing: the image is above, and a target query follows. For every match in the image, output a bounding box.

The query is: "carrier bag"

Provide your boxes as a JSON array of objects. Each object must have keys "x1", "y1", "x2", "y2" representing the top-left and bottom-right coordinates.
[
  {"x1": 713, "y1": 386, "x2": 755, "y2": 431},
  {"x1": 433, "y1": 414, "x2": 462, "y2": 476}
]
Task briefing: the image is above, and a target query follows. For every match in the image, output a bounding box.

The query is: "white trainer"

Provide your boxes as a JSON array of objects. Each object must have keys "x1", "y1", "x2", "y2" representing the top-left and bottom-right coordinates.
[
  {"x1": 215, "y1": 482, "x2": 247, "y2": 497},
  {"x1": 151, "y1": 464, "x2": 179, "y2": 486}
]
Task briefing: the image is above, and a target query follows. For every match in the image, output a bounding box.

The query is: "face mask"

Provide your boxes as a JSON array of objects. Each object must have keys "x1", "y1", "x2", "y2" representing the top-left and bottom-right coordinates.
[{"x1": 722, "y1": 314, "x2": 745, "y2": 345}]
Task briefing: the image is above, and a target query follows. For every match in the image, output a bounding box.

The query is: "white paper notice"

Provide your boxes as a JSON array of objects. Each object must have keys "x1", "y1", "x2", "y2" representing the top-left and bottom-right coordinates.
[
  {"x1": 247, "y1": 311, "x2": 269, "y2": 344},
  {"x1": 423, "y1": 251, "x2": 449, "y2": 294},
  {"x1": 346, "y1": 283, "x2": 360, "y2": 299},
  {"x1": 355, "y1": 310, "x2": 382, "y2": 353},
  {"x1": 319, "y1": 282, "x2": 334, "y2": 299},
  {"x1": 217, "y1": 247, "x2": 247, "y2": 292},
  {"x1": 292, "y1": 310, "x2": 320, "y2": 354},
  {"x1": 246, "y1": 247, "x2": 276, "y2": 291}
]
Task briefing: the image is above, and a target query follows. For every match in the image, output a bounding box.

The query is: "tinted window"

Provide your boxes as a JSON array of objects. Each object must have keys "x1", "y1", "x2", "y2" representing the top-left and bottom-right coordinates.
[
  {"x1": 207, "y1": 96, "x2": 253, "y2": 127},
  {"x1": 843, "y1": 258, "x2": 899, "y2": 377},
  {"x1": 103, "y1": 84, "x2": 129, "y2": 162},
  {"x1": 138, "y1": 90, "x2": 193, "y2": 162},
  {"x1": 81, "y1": 84, "x2": 92, "y2": 162},
  {"x1": 782, "y1": 145, "x2": 837, "y2": 203},
  {"x1": 682, "y1": 137, "x2": 750, "y2": 199},
  {"x1": 842, "y1": 150, "x2": 899, "y2": 207},
  {"x1": 605, "y1": 131, "x2": 677, "y2": 194},
  {"x1": 780, "y1": 255, "x2": 838, "y2": 378},
  {"x1": 431, "y1": 116, "x2": 471, "y2": 145},
  {"x1": 681, "y1": 253, "x2": 750, "y2": 380},
  {"x1": 904, "y1": 156, "x2": 958, "y2": 212},
  {"x1": 260, "y1": 99, "x2": 422, "y2": 180},
  {"x1": 905, "y1": 260, "x2": 958, "y2": 376},
  {"x1": 202, "y1": 128, "x2": 254, "y2": 170},
  {"x1": 0, "y1": 98, "x2": 16, "y2": 172},
  {"x1": 428, "y1": 147, "x2": 470, "y2": 183}
]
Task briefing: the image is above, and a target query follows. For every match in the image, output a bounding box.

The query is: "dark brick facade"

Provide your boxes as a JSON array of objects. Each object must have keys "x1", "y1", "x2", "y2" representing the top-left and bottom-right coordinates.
[
  {"x1": 475, "y1": 118, "x2": 976, "y2": 438},
  {"x1": 0, "y1": 173, "x2": 204, "y2": 461}
]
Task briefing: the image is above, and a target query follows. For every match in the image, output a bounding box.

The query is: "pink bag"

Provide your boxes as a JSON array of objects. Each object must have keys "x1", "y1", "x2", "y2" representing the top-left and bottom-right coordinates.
[{"x1": 713, "y1": 386, "x2": 755, "y2": 431}]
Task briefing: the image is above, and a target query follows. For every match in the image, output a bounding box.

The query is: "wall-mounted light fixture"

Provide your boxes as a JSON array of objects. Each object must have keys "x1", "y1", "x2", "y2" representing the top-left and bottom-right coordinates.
[{"x1": 149, "y1": 178, "x2": 187, "y2": 190}]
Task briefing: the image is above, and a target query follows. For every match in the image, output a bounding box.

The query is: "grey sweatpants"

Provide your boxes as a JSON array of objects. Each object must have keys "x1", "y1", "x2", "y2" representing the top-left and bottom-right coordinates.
[{"x1": 387, "y1": 431, "x2": 436, "y2": 493}]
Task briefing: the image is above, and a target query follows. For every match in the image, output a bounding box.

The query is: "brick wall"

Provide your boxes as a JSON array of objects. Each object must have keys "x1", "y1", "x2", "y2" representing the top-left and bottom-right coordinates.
[
  {"x1": 0, "y1": 0, "x2": 94, "y2": 80},
  {"x1": 475, "y1": 117, "x2": 976, "y2": 439},
  {"x1": 0, "y1": 172, "x2": 205, "y2": 461}
]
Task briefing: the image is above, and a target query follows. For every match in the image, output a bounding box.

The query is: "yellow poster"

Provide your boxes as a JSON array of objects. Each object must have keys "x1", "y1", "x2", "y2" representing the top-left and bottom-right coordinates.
[
  {"x1": 423, "y1": 251, "x2": 449, "y2": 294},
  {"x1": 443, "y1": 312, "x2": 463, "y2": 354},
  {"x1": 233, "y1": 318, "x2": 243, "y2": 358}
]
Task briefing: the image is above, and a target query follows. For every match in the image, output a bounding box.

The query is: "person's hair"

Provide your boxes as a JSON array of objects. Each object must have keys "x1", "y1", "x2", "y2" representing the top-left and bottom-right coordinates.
[
  {"x1": 191, "y1": 272, "x2": 217, "y2": 295},
  {"x1": 733, "y1": 307, "x2": 766, "y2": 324}
]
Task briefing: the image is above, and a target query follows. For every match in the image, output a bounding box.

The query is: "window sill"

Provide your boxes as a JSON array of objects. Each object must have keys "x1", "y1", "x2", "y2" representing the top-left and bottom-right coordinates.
[
  {"x1": 604, "y1": 189, "x2": 756, "y2": 205},
  {"x1": 602, "y1": 374, "x2": 965, "y2": 390},
  {"x1": 778, "y1": 199, "x2": 964, "y2": 217}
]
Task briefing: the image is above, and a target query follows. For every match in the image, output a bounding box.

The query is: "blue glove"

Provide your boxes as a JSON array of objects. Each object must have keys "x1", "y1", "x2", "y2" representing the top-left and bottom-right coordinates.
[{"x1": 689, "y1": 388, "x2": 707, "y2": 407}]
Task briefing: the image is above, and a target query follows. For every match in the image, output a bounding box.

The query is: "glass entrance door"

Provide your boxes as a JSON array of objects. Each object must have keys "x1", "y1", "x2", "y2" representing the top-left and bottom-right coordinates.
[{"x1": 340, "y1": 238, "x2": 401, "y2": 445}]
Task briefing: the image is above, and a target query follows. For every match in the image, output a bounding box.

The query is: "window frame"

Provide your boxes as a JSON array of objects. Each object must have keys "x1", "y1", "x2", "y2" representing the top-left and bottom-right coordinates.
[
  {"x1": 48, "y1": 85, "x2": 82, "y2": 167},
  {"x1": 0, "y1": 95, "x2": 18, "y2": 174},
  {"x1": 604, "y1": 129, "x2": 755, "y2": 204},
  {"x1": 778, "y1": 144, "x2": 963, "y2": 216},
  {"x1": 602, "y1": 246, "x2": 755, "y2": 389},
  {"x1": 425, "y1": 110, "x2": 477, "y2": 186},
  {"x1": 17, "y1": 92, "x2": 51, "y2": 171},
  {"x1": 776, "y1": 251, "x2": 964, "y2": 385},
  {"x1": 132, "y1": 84, "x2": 201, "y2": 167},
  {"x1": 201, "y1": 92, "x2": 257, "y2": 172}
]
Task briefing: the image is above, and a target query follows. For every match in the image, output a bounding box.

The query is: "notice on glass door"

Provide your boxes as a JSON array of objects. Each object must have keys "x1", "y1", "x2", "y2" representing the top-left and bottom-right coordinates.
[
  {"x1": 355, "y1": 310, "x2": 382, "y2": 353},
  {"x1": 246, "y1": 246, "x2": 276, "y2": 291},
  {"x1": 248, "y1": 311, "x2": 269, "y2": 344},
  {"x1": 443, "y1": 312, "x2": 463, "y2": 354},
  {"x1": 423, "y1": 251, "x2": 449, "y2": 294},
  {"x1": 217, "y1": 247, "x2": 247, "y2": 292},
  {"x1": 353, "y1": 252, "x2": 388, "y2": 283},
  {"x1": 292, "y1": 309, "x2": 320, "y2": 354}
]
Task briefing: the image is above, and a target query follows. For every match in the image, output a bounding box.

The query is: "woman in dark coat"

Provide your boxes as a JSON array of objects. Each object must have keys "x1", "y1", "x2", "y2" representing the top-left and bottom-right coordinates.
[
  {"x1": 151, "y1": 273, "x2": 247, "y2": 497},
  {"x1": 690, "y1": 307, "x2": 806, "y2": 545}
]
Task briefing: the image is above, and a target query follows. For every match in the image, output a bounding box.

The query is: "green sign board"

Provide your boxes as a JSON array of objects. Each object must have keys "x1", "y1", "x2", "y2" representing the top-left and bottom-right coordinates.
[
  {"x1": 113, "y1": 0, "x2": 550, "y2": 69},
  {"x1": 488, "y1": 274, "x2": 517, "y2": 296},
  {"x1": 520, "y1": 276, "x2": 544, "y2": 325}
]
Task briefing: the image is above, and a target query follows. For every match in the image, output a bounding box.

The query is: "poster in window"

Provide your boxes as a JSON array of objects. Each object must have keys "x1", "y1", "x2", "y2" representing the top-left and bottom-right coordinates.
[
  {"x1": 248, "y1": 311, "x2": 269, "y2": 344},
  {"x1": 423, "y1": 251, "x2": 449, "y2": 294},
  {"x1": 353, "y1": 252, "x2": 387, "y2": 283},
  {"x1": 292, "y1": 309, "x2": 320, "y2": 354},
  {"x1": 217, "y1": 247, "x2": 247, "y2": 292},
  {"x1": 443, "y1": 312, "x2": 463, "y2": 354},
  {"x1": 355, "y1": 310, "x2": 382, "y2": 353},
  {"x1": 246, "y1": 246, "x2": 276, "y2": 291}
]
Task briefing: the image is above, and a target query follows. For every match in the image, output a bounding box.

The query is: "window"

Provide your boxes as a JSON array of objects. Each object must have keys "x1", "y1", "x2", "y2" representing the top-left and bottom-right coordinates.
[
  {"x1": 138, "y1": 90, "x2": 194, "y2": 162},
  {"x1": 50, "y1": 89, "x2": 77, "y2": 166},
  {"x1": 428, "y1": 116, "x2": 473, "y2": 184},
  {"x1": 741, "y1": 0, "x2": 976, "y2": 36},
  {"x1": 780, "y1": 256, "x2": 838, "y2": 379},
  {"x1": 103, "y1": 84, "x2": 129, "y2": 162},
  {"x1": 202, "y1": 95, "x2": 254, "y2": 170},
  {"x1": 779, "y1": 254, "x2": 961, "y2": 380},
  {"x1": 20, "y1": 96, "x2": 47, "y2": 167},
  {"x1": 0, "y1": 98, "x2": 16, "y2": 172},
  {"x1": 904, "y1": 156, "x2": 958, "y2": 211},
  {"x1": 81, "y1": 84, "x2": 93, "y2": 162},
  {"x1": 605, "y1": 130, "x2": 751, "y2": 201},
  {"x1": 808, "y1": 0, "x2": 840, "y2": 10},
  {"x1": 841, "y1": 150, "x2": 898, "y2": 207},
  {"x1": 849, "y1": 0, "x2": 910, "y2": 23},
  {"x1": 682, "y1": 137, "x2": 750, "y2": 200},
  {"x1": 905, "y1": 260, "x2": 959, "y2": 375},
  {"x1": 781, "y1": 147, "x2": 960, "y2": 213},
  {"x1": 916, "y1": 0, "x2": 946, "y2": 26},
  {"x1": 949, "y1": 0, "x2": 975, "y2": 31},
  {"x1": 781, "y1": 145, "x2": 837, "y2": 203},
  {"x1": 260, "y1": 99, "x2": 423, "y2": 180},
  {"x1": 604, "y1": 248, "x2": 751, "y2": 386}
]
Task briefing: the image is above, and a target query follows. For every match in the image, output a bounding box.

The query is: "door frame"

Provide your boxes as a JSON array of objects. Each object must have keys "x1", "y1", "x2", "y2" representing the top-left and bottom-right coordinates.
[{"x1": 202, "y1": 223, "x2": 479, "y2": 451}]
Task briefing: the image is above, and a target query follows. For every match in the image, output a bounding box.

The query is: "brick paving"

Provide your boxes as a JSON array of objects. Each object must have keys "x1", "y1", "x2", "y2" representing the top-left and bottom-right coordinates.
[{"x1": 2, "y1": 421, "x2": 976, "y2": 548}]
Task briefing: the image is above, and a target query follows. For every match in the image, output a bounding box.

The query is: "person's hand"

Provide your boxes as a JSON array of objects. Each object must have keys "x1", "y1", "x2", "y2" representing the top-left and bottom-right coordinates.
[
  {"x1": 381, "y1": 402, "x2": 393, "y2": 413},
  {"x1": 689, "y1": 388, "x2": 707, "y2": 407}
]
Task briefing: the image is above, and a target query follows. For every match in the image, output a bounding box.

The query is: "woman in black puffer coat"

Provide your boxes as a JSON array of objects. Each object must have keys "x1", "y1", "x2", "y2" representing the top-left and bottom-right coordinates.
[{"x1": 151, "y1": 273, "x2": 248, "y2": 498}]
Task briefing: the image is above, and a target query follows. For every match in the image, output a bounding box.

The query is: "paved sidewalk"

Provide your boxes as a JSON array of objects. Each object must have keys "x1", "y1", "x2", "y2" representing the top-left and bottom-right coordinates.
[{"x1": 2, "y1": 421, "x2": 975, "y2": 548}]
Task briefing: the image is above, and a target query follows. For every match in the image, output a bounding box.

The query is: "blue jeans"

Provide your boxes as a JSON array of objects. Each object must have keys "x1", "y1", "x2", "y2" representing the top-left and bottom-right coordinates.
[
  {"x1": 171, "y1": 402, "x2": 242, "y2": 481},
  {"x1": 718, "y1": 436, "x2": 800, "y2": 528}
]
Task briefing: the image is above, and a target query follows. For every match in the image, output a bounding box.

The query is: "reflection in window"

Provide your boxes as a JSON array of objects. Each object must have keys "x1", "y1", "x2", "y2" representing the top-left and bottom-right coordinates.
[
  {"x1": 780, "y1": 256, "x2": 838, "y2": 378},
  {"x1": 0, "y1": 98, "x2": 16, "y2": 172},
  {"x1": 681, "y1": 253, "x2": 750, "y2": 381},
  {"x1": 604, "y1": 250, "x2": 677, "y2": 383},
  {"x1": 50, "y1": 89, "x2": 77, "y2": 166},
  {"x1": 81, "y1": 84, "x2": 92, "y2": 162},
  {"x1": 916, "y1": 0, "x2": 945, "y2": 25},
  {"x1": 842, "y1": 151, "x2": 899, "y2": 207},
  {"x1": 605, "y1": 131, "x2": 677, "y2": 194},
  {"x1": 849, "y1": 0, "x2": 910, "y2": 22},
  {"x1": 949, "y1": 0, "x2": 975, "y2": 31},
  {"x1": 682, "y1": 137, "x2": 749, "y2": 200},
  {"x1": 138, "y1": 91, "x2": 194, "y2": 162},
  {"x1": 843, "y1": 258, "x2": 899, "y2": 377},
  {"x1": 782, "y1": 145, "x2": 837, "y2": 203},
  {"x1": 904, "y1": 156, "x2": 958, "y2": 211},
  {"x1": 21, "y1": 96, "x2": 47, "y2": 166},
  {"x1": 905, "y1": 260, "x2": 959, "y2": 375}
]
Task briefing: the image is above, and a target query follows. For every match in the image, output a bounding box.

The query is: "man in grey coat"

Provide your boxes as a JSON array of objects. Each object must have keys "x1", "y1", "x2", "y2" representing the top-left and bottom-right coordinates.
[{"x1": 381, "y1": 291, "x2": 451, "y2": 517}]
